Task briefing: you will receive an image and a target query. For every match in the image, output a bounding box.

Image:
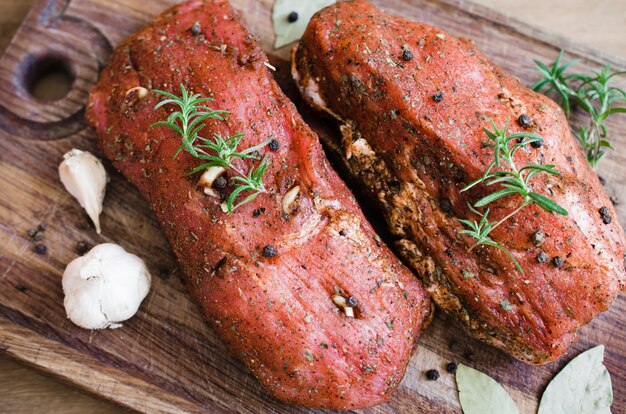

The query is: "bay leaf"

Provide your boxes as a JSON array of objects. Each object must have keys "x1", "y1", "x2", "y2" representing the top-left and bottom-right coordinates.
[
  {"x1": 272, "y1": 0, "x2": 336, "y2": 49},
  {"x1": 538, "y1": 345, "x2": 613, "y2": 414},
  {"x1": 456, "y1": 364, "x2": 519, "y2": 414}
]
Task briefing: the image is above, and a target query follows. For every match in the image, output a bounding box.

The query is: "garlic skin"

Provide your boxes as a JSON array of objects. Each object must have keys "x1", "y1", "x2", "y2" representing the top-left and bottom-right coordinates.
[
  {"x1": 59, "y1": 149, "x2": 108, "y2": 234},
  {"x1": 62, "y1": 243, "x2": 151, "y2": 330}
]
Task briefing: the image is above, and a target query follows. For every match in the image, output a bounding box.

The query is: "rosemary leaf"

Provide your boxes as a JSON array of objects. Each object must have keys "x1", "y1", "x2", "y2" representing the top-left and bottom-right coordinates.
[
  {"x1": 532, "y1": 51, "x2": 626, "y2": 167},
  {"x1": 458, "y1": 120, "x2": 568, "y2": 273},
  {"x1": 152, "y1": 84, "x2": 271, "y2": 213}
]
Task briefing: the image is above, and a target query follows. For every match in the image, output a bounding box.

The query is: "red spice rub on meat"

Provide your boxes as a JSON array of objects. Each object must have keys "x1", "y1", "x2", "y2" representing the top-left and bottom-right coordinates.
[
  {"x1": 292, "y1": 0, "x2": 625, "y2": 364},
  {"x1": 86, "y1": 0, "x2": 431, "y2": 409}
]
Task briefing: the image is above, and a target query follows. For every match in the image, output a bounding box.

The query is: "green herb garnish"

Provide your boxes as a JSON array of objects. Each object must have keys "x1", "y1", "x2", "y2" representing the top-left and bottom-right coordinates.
[
  {"x1": 152, "y1": 85, "x2": 270, "y2": 213},
  {"x1": 532, "y1": 50, "x2": 626, "y2": 167},
  {"x1": 459, "y1": 120, "x2": 568, "y2": 273},
  {"x1": 456, "y1": 364, "x2": 519, "y2": 414},
  {"x1": 538, "y1": 345, "x2": 613, "y2": 414},
  {"x1": 458, "y1": 206, "x2": 523, "y2": 272},
  {"x1": 456, "y1": 346, "x2": 613, "y2": 413}
]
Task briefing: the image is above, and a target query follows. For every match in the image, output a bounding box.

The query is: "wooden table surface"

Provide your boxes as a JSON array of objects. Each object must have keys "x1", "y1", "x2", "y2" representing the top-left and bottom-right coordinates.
[{"x1": 1, "y1": 0, "x2": 624, "y2": 412}]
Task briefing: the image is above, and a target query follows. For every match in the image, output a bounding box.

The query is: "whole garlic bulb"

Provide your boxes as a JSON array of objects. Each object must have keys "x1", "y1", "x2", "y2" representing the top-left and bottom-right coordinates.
[
  {"x1": 62, "y1": 243, "x2": 151, "y2": 330},
  {"x1": 59, "y1": 149, "x2": 108, "y2": 234}
]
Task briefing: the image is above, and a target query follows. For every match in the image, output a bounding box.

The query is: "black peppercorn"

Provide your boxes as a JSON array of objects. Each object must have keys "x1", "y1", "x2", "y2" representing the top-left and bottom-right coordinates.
[
  {"x1": 531, "y1": 231, "x2": 544, "y2": 246},
  {"x1": 530, "y1": 139, "x2": 544, "y2": 148},
  {"x1": 439, "y1": 197, "x2": 452, "y2": 213},
  {"x1": 432, "y1": 91, "x2": 443, "y2": 102},
  {"x1": 425, "y1": 369, "x2": 440, "y2": 380},
  {"x1": 446, "y1": 362, "x2": 458, "y2": 374},
  {"x1": 598, "y1": 176, "x2": 606, "y2": 185},
  {"x1": 401, "y1": 47, "x2": 413, "y2": 61},
  {"x1": 253, "y1": 207, "x2": 266, "y2": 218},
  {"x1": 287, "y1": 11, "x2": 299, "y2": 23},
  {"x1": 599, "y1": 206, "x2": 612, "y2": 224},
  {"x1": 552, "y1": 256, "x2": 564, "y2": 268},
  {"x1": 28, "y1": 223, "x2": 47, "y2": 240},
  {"x1": 339, "y1": 230, "x2": 347, "y2": 236},
  {"x1": 34, "y1": 243, "x2": 47, "y2": 255},
  {"x1": 214, "y1": 175, "x2": 227, "y2": 189},
  {"x1": 76, "y1": 241, "x2": 90, "y2": 255},
  {"x1": 262, "y1": 245, "x2": 278, "y2": 258},
  {"x1": 518, "y1": 114, "x2": 531, "y2": 128},
  {"x1": 158, "y1": 266, "x2": 171, "y2": 280},
  {"x1": 347, "y1": 296, "x2": 357, "y2": 307},
  {"x1": 269, "y1": 138, "x2": 280, "y2": 151},
  {"x1": 536, "y1": 251, "x2": 549, "y2": 264},
  {"x1": 190, "y1": 21, "x2": 201, "y2": 36}
]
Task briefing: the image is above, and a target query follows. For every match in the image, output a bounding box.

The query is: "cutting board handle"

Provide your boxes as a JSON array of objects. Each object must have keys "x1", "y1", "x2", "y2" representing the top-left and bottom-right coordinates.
[{"x1": 0, "y1": 0, "x2": 112, "y2": 141}]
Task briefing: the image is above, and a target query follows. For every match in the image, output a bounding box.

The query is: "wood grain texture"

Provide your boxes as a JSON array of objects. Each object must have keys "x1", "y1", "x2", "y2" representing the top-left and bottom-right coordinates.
[
  {"x1": 0, "y1": 0, "x2": 625, "y2": 413},
  {"x1": 472, "y1": 0, "x2": 626, "y2": 59},
  {"x1": 0, "y1": 357, "x2": 126, "y2": 414}
]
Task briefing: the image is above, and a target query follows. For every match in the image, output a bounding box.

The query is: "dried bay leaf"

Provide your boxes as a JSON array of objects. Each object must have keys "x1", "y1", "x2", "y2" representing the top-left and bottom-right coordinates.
[
  {"x1": 538, "y1": 345, "x2": 613, "y2": 414},
  {"x1": 456, "y1": 364, "x2": 518, "y2": 414},
  {"x1": 272, "y1": 0, "x2": 336, "y2": 49}
]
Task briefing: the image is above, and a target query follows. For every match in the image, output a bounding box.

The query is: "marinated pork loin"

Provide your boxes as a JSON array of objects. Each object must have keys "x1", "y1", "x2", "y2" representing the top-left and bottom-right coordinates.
[
  {"x1": 85, "y1": 0, "x2": 431, "y2": 409},
  {"x1": 292, "y1": 0, "x2": 626, "y2": 364}
]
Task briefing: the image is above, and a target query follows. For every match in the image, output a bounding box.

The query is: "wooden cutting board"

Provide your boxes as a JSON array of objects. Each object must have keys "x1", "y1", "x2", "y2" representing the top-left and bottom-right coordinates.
[{"x1": 1, "y1": 0, "x2": 625, "y2": 412}]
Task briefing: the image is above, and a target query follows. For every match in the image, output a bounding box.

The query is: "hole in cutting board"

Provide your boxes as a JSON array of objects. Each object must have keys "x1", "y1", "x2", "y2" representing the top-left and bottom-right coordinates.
[{"x1": 23, "y1": 54, "x2": 74, "y2": 102}]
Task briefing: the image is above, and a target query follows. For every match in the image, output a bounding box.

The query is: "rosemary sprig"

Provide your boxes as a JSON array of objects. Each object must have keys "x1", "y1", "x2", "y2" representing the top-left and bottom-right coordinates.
[
  {"x1": 458, "y1": 207, "x2": 523, "y2": 273},
  {"x1": 532, "y1": 51, "x2": 626, "y2": 167},
  {"x1": 152, "y1": 85, "x2": 270, "y2": 213},
  {"x1": 227, "y1": 158, "x2": 270, "y2": 212},
  {"x1": 152, "y1": 85, "x2": 227, "y2": 157},
  {"x1": 459, "y1": 120, "x2": 568, "y2": 273}
]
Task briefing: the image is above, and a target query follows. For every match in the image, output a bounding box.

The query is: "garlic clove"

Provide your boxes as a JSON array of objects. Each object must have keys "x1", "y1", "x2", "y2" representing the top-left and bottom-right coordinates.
[
  {"x1": 62, "y1": 243, "x2": 151, "y2": 330},
  {"x1": 332, "y1": 294, "x2": 347, "y2": 307},
  {"x1": 282, "y1": 185, "x2": 301, "y2": 215},
  {"x1": 124, "y1": 86, "x2": 148, "y2": 108},
  {"x1": 59, "y1": 149, "x2": 108, "y2": 234},
  {"x1": 198, "y1": 166, "x2": 226, "y2": 188}
]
